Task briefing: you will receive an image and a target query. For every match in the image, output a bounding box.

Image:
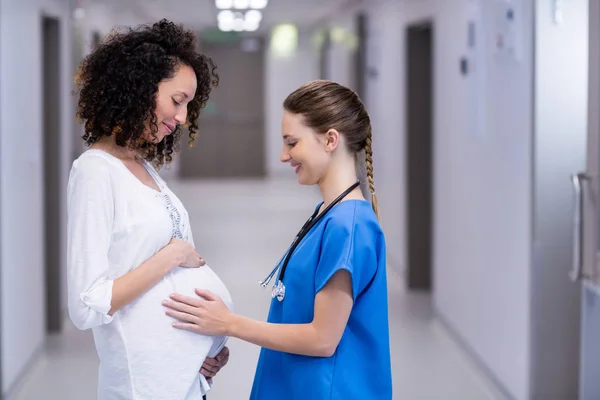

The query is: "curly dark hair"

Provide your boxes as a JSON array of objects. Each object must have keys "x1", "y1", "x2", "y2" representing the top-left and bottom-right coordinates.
[{"x1": 74, "y1": 19, "x2": 219, "y2": 167}]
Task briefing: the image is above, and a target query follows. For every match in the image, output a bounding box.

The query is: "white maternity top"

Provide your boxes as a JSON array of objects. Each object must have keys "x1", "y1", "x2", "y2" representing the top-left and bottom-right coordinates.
[{"x1": 67, "y1": 149, "x2": 233, "y2": 399}]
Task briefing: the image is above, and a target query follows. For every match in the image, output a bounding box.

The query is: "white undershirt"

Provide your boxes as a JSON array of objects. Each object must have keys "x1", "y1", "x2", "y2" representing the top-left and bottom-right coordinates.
[{"x1": 67, "y1": 149, "x2": 233, "y2": 399}]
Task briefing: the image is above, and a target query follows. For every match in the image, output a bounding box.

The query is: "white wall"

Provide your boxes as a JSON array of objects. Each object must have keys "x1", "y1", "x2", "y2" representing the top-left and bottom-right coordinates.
[
  {"x1": 0, "y1": 0, "x2": 74, "y2": 394},
  {"x1": 432, "y1": 2, "x2": 533, "y2": 398},
  {"x1": 0, "y1": 0, "x2": 143, "y2": 394},
  {"x1": 322, "y1": 0, "x2": 534, "y2": 399}
]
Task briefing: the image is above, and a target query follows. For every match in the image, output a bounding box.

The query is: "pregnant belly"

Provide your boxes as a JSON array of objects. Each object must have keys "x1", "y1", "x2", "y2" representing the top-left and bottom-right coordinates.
[
  {"x1": 118, "y1": 265, "x2": 233, "y2": 398},
  {"x1": 168, "y1": 264, "x2": 233, "y2": 310}
]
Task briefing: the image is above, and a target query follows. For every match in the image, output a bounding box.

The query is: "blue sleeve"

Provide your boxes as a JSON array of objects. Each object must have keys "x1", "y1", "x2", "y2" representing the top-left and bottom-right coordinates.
[{"x1": 314, "y1": 210, "x2": 377, "y2": 301}]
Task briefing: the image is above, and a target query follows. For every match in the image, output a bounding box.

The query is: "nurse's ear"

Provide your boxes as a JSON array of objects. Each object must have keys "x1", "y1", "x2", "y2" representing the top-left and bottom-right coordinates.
[{"x1": 323, "y1": 129, "x2": 341, "y2": 153}]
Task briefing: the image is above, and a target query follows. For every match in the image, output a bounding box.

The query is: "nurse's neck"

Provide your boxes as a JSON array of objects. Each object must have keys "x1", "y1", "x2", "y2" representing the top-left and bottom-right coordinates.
[{"x1": 317, "y1": 155, "x2": 364, "y2": 212}]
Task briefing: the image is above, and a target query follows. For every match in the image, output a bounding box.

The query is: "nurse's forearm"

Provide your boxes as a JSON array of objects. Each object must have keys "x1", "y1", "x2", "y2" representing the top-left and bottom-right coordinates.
[
  {"x1": 228, "y1": 316, "x2": 333, "y2": 357},
  {"x1": 228, "y1": 270, "x2": 354, "y2": 357}
]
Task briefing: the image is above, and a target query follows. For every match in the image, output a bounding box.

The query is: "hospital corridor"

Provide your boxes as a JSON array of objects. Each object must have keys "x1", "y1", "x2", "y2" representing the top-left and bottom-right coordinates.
[
  {"x1": 2, "y1": 0, "x2": 600, "y2": 399},
  {"x1": 8, "y1": 180, "x2": 505, "y2": 400}
]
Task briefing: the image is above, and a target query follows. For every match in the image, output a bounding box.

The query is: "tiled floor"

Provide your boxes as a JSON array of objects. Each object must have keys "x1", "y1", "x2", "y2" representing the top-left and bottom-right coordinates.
[{"x1": 9, "y1": 179, "x2": 507, "y2": 400}]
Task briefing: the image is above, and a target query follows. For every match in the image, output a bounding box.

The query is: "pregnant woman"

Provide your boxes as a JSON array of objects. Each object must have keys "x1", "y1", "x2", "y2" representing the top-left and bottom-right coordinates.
[{"x1": 67, "y1": 19, "x2": 233, "y2": 399}]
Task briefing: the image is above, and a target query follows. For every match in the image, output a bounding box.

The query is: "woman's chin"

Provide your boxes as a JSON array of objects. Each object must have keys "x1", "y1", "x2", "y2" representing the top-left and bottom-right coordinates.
[{"x1": 148, "y1": 135, "x2": 166, "y2": 144}]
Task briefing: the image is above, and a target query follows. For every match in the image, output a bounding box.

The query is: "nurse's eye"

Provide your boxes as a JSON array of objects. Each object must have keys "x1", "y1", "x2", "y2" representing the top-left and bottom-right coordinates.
[
  {"x1": 172, "y1": 98, "x2": 181, "y2": 106},
  {"x1": 287, "y1": 142, "x2": 297, "y2": 147}
]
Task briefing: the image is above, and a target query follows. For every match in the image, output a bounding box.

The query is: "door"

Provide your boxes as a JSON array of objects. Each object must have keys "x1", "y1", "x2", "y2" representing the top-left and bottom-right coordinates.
[
  {"x1": 354, "y1": 13, "x2": 367, "y2": 101},
  {"x1": 179, "y1": 38, "x2": 266, "y2": 179},
  {"x1": 406, "y1": 21, "x2": 433, "y2": 290},
  {"x1": 576, "y1": 1, "x2": 600, "y2": 398},
  {"x1": 42, "y1": 16, "x2": 62, "y2": 333}
]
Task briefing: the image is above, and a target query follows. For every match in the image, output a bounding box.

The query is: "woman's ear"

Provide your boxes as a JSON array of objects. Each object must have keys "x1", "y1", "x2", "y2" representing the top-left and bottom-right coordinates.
[{"x1": 324, "y1": 129, "x2": 341, "y2": 153}]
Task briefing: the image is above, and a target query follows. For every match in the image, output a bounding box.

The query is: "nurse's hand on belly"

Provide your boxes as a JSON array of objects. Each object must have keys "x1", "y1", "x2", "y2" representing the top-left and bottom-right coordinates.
[{"x1": 163, "y1": 289, "x2": 232, "y2": 336}]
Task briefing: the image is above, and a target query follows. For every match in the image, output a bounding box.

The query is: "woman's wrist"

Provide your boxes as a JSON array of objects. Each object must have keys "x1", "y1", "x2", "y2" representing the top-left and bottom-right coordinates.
[{"x1": 157, "y1": 245, "x2": 181, "y2": 272}]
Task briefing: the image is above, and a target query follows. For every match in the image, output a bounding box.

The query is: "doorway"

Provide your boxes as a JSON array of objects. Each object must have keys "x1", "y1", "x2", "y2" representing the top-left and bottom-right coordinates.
[
  {"x1": 354, "y1": 13, "x2": 367, "y2": 100},
  {"x1": 406, "y1": 21, "x2": 433, "y2": 291},
  {"x1": 179, "y1": 38, "x2": 266, "y2": 179},
  {"x1": 42, "y1": 16, "x2": 62, "y2": 333}
]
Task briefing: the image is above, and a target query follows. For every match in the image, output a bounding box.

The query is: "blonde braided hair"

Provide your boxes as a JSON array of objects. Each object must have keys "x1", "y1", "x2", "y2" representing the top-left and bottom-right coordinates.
[{"x1": 364, "y1": 127, "x2": 380, "y2": 220}]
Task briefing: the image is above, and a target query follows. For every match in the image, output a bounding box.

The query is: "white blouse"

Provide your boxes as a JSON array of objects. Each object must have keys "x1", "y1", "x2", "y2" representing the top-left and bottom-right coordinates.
[{"x1": 67, "y1": 149, "x2": 234, "y2": 400}]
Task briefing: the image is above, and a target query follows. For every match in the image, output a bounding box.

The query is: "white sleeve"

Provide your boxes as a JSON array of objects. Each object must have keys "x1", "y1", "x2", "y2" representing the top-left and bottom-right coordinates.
[{"x1": 66, "y1": 159, "x2": 116, "y2": 330}]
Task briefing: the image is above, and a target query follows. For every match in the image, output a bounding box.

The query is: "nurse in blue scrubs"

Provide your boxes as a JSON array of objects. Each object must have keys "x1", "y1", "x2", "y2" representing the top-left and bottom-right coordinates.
[{"x1": 163, "y1": 80, "x2": 393, "y2": 399}]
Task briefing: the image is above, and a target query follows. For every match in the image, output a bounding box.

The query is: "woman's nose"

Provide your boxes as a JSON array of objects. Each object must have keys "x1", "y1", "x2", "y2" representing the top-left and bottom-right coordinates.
[{"x1": 175, "y1": 110, "x2": 187, "y2": 125}]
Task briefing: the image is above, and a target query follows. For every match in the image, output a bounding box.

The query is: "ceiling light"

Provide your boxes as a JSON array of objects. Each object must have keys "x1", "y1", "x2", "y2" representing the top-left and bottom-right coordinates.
[
  {"x1": 233, "y1": 17, "x2": 245, "y2": 31},
  {"x1": 217, "y1": 10, "x2": 235, "y2": 23},
  {"x1": 245, "y1": 10, "x2": 262, "y2": 23},
  {"x1": 215, "y1": 0, "x2": 233, "y2": 9},
  {"x1": 218, "y1": 19, "x2": 234, "y2": 32},
  {"x1": 249, "y1": 0, "x2": 268, "y2": 9},
  {"x1": 330, "y1": 27, "x2": 346, "y2": 44},
  {"x1": 233, "y1": 0, "x2": 250, "y2": 9},
  {"x1": 243, "y1": 19, "x2": 260, "y2": 32},
  {"x1": 270, "y1": 24, "x2": 298, "y2": 58}
]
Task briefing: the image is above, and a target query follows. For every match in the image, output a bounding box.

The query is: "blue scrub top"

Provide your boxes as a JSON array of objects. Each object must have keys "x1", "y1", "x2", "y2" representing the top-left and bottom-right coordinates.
[{"x1": 250, "y1": 200, "x2": 392, "y2": 400}]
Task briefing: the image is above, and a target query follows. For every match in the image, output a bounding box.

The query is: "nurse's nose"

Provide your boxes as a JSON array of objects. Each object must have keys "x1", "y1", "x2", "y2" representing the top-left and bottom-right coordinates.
[{"x1": 280, "y1": 148, "x2": 291, "y2": 163}]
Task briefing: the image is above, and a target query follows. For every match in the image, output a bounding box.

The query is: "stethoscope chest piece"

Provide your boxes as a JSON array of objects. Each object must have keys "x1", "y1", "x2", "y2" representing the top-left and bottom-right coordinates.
[{"x1": 272, "y1": 280, "x2": 286, "y2": 302}]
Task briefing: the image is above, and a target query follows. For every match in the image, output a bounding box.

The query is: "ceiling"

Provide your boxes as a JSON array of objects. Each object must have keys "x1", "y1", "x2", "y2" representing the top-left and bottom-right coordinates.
[{"x1": 86, "y1": 0, "x2": 355, "y2": 35}]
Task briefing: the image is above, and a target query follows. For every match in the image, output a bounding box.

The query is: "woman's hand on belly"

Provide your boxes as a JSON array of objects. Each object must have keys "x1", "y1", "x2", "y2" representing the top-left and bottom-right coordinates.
[
  {"x1": 163, "y1": 289, "x2": 234, "y2": 336},
  {"x1": 166, "y1": 238, "x2": 206, "y2": 268}
]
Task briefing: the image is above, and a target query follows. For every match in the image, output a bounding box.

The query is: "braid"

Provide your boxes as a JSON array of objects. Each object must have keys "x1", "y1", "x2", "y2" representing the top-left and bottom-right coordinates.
[{"x1": 365, "y1": 127, "x2": 380, "y2": 220}]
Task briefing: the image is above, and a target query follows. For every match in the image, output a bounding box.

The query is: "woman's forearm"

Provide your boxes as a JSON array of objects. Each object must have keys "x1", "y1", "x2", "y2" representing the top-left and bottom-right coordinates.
[
  {"x1": 109, "y1": 247, "x2": 178, "y2": 315},
  {"x1": 228, "y1": 315, "x2": 335, "y2": 357}
]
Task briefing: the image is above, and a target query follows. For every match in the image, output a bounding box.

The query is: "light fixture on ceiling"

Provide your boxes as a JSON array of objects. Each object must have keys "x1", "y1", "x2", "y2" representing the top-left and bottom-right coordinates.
[
  {"x1": 233, "y1": 17, "x2": 245, "y2": 31},
  {"x1": 242, "y1": 10, "x2": 261, "y2": 31},
  {"x1": 270, "y1": 24, "x2": 298, "y2": 58},
  {"x1": 245, "y1": 9, "x2": 262, "y2": 24},
  {"x1": 215, "y1": 0, "x2": 233, "y2": 9},
  {"x1": 249, "y1": 0, "x2": 268, "y2": 9},
  {"x1": 243, "y1": 19, "x2": 260, "y2": 32},
  {"x1": 217, "y1": 10, "x2": 235, "y2": 31},
  {"x1": 233, "y1": 0, "x2": 250, "y2": 9},
  {"x1": 217, "y1": 0, "x2": 267, "y2": 32},
  {"x1": 218, "y1": 20, "x2": 233, "y2": 32}
]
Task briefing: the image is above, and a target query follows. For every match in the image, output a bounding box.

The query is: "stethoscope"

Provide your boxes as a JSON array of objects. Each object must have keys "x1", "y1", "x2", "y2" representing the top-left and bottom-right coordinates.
[{"x1": 259, "y1": 181, "x2": 361, "y2": 302}]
